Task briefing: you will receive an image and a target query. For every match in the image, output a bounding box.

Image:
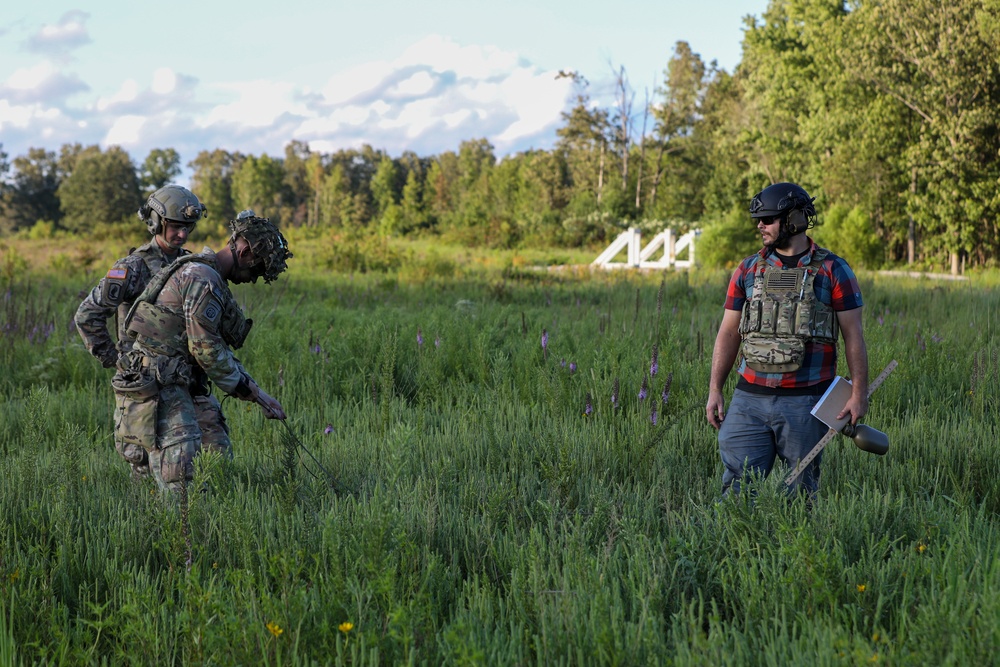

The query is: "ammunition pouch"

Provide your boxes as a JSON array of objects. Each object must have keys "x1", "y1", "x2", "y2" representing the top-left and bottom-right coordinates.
[{"x1": 112, "y1": 368, "x2": 160, "y2": 451}]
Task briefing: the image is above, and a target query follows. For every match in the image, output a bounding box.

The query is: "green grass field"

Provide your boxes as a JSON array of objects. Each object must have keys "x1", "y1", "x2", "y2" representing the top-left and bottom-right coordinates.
[{"x1": 1, "y1": 237, "x2": 998, "y2": 665}]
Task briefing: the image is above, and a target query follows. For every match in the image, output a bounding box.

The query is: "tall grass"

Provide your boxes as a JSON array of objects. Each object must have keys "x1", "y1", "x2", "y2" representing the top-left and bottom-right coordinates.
[{"x1": 1, "y1": 242, "x2": 999, "y2": 664}]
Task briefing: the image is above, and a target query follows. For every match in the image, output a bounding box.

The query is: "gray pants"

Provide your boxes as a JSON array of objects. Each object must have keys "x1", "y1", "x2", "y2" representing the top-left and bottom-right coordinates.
[{"x1": 718, "y1": 389, "x2": 828, "y2": 497}]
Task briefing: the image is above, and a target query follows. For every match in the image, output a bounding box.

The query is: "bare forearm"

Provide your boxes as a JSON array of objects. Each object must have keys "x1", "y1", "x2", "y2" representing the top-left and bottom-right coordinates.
[
  {"x1": 710, "y1": 328, "x2": 741, "y2": 392},
  {"x1": 844, "y1": 335, "x2": 869, "y2": 398}
]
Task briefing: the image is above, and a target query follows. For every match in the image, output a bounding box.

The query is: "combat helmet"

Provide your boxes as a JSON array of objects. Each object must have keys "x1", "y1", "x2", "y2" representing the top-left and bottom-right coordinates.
[
  {"x1": 227, "y1": 210, "x2": 293, "y2": 284},
  {"x1": 749, "y1": 182, "x2": 816, "y2": 235},
  {"x1": 138, "y1": 185, "x2": 207, "y2": 235}
]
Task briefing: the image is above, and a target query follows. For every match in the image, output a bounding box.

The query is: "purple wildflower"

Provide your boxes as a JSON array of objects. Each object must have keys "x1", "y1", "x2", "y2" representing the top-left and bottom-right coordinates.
[
  {"x1": 650, "y1": 344, "x2": 659, "y2": 377},
  {"x1": 417, "y1": 328, "x2": 424, "y2": 347},
  {"x1": 639, "y1": 376, "x2": 649, "y2": 401},
  {"x1": 661, "y1": 372, "x2": 673, "y2": 405},
  {"x1": 877, "y1": 315, "x2": 884, "y2": 326},
  {"x1": 324, "y1": 424, "x2": 333, "y2": 434},
  {"x1": 583, "y1": 392, "x2": 593, "y2": 416},
  {"x1": 541, "y1": 328, "x2": 549, "y2": 359},
  {"x1": 569, "y1": 362, "x2": 577, "y2": 374},
  {"x1": 611, "y1": 377, "x2": 620, "y2": 410},
  {"x1": 560, "y1": 358, "x2": 566, "y2": 367},
  {"x1": 650, "y1": 408, "x2": 658, "y2": 425},
  {"x1": 312, "y1": 344, "x2": 321, "y2": 354}
]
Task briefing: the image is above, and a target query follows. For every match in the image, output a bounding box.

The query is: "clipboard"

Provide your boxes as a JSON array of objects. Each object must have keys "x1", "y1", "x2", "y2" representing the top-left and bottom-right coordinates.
[{"x1": 810, "y1": 376, "x2": 853, "y2": 432}]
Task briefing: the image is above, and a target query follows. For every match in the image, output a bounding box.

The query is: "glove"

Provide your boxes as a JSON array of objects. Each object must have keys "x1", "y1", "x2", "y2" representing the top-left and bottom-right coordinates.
[{"x1": 98, "y1": 347, "x2": 118, "y2": 369}]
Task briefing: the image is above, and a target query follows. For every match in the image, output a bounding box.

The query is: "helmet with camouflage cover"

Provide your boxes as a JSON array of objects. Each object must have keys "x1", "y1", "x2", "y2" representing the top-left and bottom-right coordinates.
[
  {"x1": 138, "y1": 185, "x2": 207, "y2": 235},
  {"x1": 227, "y1": 213, "x2": 293, "y2": 284}
]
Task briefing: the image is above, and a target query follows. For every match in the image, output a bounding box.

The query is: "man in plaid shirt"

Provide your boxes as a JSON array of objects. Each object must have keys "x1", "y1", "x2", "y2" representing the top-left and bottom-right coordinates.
[{"x1": 705, "y1": 182, "x2": 869, "y2": 498}]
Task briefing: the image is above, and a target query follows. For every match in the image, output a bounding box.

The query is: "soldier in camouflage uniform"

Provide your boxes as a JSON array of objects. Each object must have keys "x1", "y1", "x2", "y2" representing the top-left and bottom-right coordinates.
[
  {"x1": 116, "y1": 212, "x2": 291, "y2": 494},
  {"x1": 75, "y1": 185, "x2": 208, "y2": 478},
  {"x1": 705, "y1": 182, "x2": 869, "y2": 499}
]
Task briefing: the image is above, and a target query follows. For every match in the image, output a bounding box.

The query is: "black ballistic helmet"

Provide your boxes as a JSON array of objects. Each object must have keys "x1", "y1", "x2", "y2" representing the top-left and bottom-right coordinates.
[
  {"x1": 750, "y1": 182, "x2": 816, "y2": 219},
  {"x1": 749, "y1": 182, "x2": 817, "y2": 237}
]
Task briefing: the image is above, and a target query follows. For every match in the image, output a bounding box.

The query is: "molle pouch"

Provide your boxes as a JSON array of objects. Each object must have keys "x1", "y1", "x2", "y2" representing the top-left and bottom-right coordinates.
[
  {"x1": 776, "y1": 300, "x2": 797, "y2": 336},
  {"x1": 742, "y1": 335, "x2": 805, "y2": 373},
  {"x1": 740, "y1": 301, "x2": 762, "y2": 334},
  {"x1": 112, "y1": 372, "x2": 159, "y2": 451},
  {"x1": 794, "y1": 299, "x2": 814, "y2": 336},
  {"x1": 758, "y1": 298, "x2": 779, "y2": 335},
  {"x1": 220, "y1": 303, "x2": 252, "y2": 349},
  {"x1": 811, "y1": 308, "x2": 839, "y2": 343}
]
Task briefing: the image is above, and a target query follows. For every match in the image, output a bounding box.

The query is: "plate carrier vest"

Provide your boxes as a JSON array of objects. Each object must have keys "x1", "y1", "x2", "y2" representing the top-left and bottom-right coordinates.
[{"x1": 738, "y1": 248, "x2": 838, "y2": 373}]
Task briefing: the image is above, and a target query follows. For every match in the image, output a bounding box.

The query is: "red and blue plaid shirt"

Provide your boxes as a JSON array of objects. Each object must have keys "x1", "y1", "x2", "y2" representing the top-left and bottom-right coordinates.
[{"x1": 725, "y1": 238, "x2": 863, "y2": 391}]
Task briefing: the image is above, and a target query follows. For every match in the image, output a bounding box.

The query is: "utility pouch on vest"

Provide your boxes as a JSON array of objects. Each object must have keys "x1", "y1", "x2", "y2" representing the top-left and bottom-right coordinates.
[
  {"x1": 112, "y1": 371, "x2": 159, "y2": 451},
  {"x1": 742, "y1": 335, "x2": 806, "y2": 373},
  {"x1": 221, "y1": 307, "x2": 252, "y2": 349},
  {"x1": 127, "y1": 301, "x2": 187, "y2": 352}
]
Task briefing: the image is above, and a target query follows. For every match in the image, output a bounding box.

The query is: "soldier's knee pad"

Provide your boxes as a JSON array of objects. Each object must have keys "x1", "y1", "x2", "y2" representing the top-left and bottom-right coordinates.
[{"x1": 156, "y1": 440, "x2": 199, "y2": 485}]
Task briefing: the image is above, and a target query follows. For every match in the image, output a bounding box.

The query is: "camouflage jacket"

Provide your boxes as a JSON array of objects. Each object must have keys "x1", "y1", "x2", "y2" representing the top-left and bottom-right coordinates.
[
  {"x1": 75, "y1": 240, "x2": 189, "y2": 366},
  {"x1": 127, "y1": 248, "x2": 253, "y2": 396}
]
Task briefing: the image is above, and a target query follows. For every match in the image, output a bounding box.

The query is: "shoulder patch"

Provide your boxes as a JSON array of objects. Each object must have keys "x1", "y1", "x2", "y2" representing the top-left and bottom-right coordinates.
[
  {"x1": 194, "y1": 296, "x2": 225, "y2": 327},
  {"x1": 102, "y1": 267, "x2": 129, "y2": 305}
]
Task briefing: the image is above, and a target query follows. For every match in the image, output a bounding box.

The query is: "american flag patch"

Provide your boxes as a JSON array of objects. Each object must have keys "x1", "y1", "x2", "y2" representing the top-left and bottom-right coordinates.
[{"x1": 107, "y1": 268, "x2": 127, "y2": 279}]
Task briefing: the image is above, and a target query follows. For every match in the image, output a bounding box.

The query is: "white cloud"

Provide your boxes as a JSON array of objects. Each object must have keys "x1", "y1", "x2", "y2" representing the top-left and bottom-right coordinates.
[
  {"x1": 393, "y1": 71, "x2": 435, "y2": 97},
  {"x1": 26, "y1": 10, "x2": 91, "y2": 56},
  {"x1": 151, "y1": 68, "x2": 177, "y2": 95},
  {"x1": 105, "y1": 115, "x2": 147, "y2": 146},
  {"x1": 97, "y1": 79, "x2": 139, "y2": 111},
  {"x1": 0, "y1": 32, "x2": 573, "y2": 165},
  {"x1": 202, "y1": 80, "x2": 311, "y2": 128}
]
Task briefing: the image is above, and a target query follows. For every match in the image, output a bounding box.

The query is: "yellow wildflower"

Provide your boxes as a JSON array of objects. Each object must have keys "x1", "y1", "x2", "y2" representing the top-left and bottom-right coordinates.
[
  {"x1": 267, "y1": 621, "x2": 283, "y2": 637},
  {"x1": 857, "y1": 584, "x2": 866, "y2": 592},
  {"x1": 339, "y1": 622, "x2": 354, "y2": 633},
  {"x1": 917, "y1": 544, "x2": 927, "y2": 553}
]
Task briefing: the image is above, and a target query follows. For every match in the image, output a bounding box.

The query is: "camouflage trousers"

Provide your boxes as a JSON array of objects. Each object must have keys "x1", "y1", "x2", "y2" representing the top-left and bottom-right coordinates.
[{"x1": 113, "y1": 385, "x2": 231, "y2": 491}]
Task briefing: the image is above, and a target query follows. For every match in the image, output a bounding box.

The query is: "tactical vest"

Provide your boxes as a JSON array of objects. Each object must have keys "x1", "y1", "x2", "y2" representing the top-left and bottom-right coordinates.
[
  {"x1": 110, "y1": 244, "x2": 189, "y2": 350},
  {"x1": 124, "y1": 254, "x2": 253, "y2": 355},
  {"x1": 738, "y1": 248, "x2": 838, "y2": 373}
]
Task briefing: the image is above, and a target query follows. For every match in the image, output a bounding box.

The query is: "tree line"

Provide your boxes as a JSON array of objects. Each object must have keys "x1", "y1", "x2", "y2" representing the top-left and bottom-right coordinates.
[{"x1": 1, "y1": 0, "x2": 998, "y2": 272}]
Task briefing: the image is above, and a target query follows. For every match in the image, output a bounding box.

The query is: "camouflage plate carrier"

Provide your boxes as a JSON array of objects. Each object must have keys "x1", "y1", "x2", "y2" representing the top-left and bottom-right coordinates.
[{"x1": 738, "y1": 249, "x2": 839, "y2": 373}]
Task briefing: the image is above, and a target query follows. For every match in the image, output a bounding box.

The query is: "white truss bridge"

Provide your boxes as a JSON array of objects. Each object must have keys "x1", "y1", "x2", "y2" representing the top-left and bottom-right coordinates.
[{"x1": 591, "y1": 227, "x2": 701, "y2": 269}]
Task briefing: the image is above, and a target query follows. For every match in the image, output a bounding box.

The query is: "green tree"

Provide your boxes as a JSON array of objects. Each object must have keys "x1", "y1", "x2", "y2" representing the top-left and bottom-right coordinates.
[
  {"x1": 231, "y1": 154, "x2": 287, "y2": 225},
  {"x1": 1, "y1": 147, "x2": 62, "y2": 234},
  {"x1": 139, "y1": 148, "x2": 181, "y2": 195},
  {"x1": 400, "y1": 168, "x2": 427, "y2": 234},
  {"x1": 189, "y1": 149, "x2": 244, "y2": 226},
  {"x1": 555, "y1": 73, "x2": 611, "y2": 210},
  {"x1": 57, "y1": 145, "x2": 140, "y2": 232},
  {"x1": 844, "y1": 0, "x2": 1000, "y2": 272},
  {"x1": 282, "y1": 140, "x2": 314, "y2": 226},
  {"x1": 646, "y1": 41, "x2": 714, "y2": 222}
]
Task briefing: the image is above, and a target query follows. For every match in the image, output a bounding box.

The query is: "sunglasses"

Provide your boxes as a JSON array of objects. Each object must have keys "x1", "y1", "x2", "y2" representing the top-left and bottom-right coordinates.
[{"x1": 756, "y1": 216, "x2": 782, "y2": 226}]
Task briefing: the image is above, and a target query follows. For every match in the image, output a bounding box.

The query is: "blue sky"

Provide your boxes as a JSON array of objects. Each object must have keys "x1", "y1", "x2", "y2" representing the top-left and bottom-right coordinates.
[{"x1": 1, "y1": 1, "x2": 769, "y2": 175}]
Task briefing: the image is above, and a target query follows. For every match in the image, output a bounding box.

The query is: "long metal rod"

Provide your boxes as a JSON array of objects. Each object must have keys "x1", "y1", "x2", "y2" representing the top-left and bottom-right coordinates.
[{"x1": 785, "y1": 360, "x2": 898, "y2": 485}]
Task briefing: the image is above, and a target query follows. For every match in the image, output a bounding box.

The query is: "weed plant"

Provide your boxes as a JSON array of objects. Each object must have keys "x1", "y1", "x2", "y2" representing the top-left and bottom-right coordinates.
[{"x1": 1, "y1": 244, "x2": 999, "y2": 664}]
